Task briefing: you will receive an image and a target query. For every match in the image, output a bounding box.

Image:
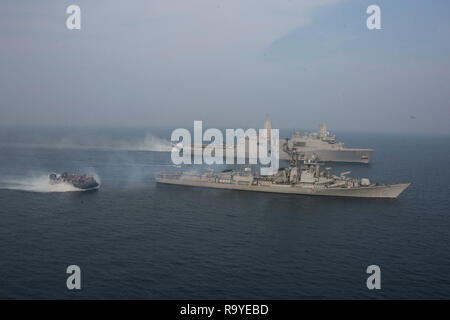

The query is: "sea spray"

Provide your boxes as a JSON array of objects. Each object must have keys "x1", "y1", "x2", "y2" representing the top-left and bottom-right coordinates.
[{"x1": 0, "y1": 175, "x2": 83, "y2": 193}]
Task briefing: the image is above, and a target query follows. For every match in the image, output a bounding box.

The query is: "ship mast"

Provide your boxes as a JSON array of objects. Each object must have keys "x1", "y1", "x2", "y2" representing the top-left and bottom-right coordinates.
[{"x1": 282, "y1": 140, "x2": 299, "y2": 168}]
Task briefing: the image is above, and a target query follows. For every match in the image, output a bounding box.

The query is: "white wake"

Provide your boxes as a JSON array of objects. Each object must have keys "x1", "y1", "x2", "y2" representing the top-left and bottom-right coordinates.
[
  {"x1": 0, "y1": 133, "x2": 173, "y2": 152},
  {"x1": 0, "y1": 175, "x2": 84, "y2": 193}
]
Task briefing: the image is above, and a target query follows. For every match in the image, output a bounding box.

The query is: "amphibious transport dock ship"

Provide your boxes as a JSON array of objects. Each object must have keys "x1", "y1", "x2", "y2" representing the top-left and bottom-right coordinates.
[
  {"x1": 279, "y1": 123, "x2": 374, "y2": 163},
  {"x1": 177, "y1": 122, "x2": 374, "y2": 164},
  {"x1": 49, "y1": 172, "x2": 99, "y2": 190},
  {"x1": 156, "y1": 149, "x2": 409, "y2": 199}
]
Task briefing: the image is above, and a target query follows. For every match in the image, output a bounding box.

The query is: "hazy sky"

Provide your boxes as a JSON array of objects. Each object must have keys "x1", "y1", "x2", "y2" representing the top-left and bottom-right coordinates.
[{"x1": 1, "y1": 0, "x2": 449, "y2": 133}]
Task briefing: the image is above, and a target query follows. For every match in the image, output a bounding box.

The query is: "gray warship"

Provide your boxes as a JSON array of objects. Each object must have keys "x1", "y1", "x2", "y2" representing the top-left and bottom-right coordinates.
[
  {"x1": 155, "y1": 147, "x2": 410, "y2": 199},
  {"x1": 279, "y1": 123, "x2": 374, "y2": 163},
  {"x1": 179, "y1": 122, "x2": 374, "y2": 163},
  {"x1": 49, "y1": 172, "x2": 100, "y2": 190}
]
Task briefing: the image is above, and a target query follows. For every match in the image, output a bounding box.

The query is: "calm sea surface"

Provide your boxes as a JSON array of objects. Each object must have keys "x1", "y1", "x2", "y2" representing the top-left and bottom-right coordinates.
[{"x1": 0, "y1": 128, "x2": 449, "y2": 299}]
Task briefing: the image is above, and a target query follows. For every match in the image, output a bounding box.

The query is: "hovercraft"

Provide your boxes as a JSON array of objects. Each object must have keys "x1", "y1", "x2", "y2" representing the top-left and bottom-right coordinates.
[{"x1": 49, "y1": 172, "x2": 99, "y2": 190}]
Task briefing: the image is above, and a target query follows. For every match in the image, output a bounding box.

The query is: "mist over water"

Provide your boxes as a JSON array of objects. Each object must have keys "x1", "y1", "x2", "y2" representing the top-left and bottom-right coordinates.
[
  {"x1": 0, "y1": 128, "x2": 181, "y2": 194},
  {"x1": 0, "y1": 127, "x2": 173, "y2": 152}
]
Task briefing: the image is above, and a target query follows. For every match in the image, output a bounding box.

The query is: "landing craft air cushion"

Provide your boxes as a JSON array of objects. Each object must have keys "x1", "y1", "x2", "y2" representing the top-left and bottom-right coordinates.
[{"x1": 49, "y1": 172, "x2": 99, "y2": 190}]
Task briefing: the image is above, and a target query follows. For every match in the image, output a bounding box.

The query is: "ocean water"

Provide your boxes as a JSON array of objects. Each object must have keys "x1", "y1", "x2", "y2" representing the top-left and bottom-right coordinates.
[{"x1": 0, "y1": 128, "x2": 449, "y2": 299}]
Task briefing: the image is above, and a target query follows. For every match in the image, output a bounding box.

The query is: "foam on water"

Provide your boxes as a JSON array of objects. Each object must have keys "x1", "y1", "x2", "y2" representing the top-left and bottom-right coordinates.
[{"x1": 0, "y1": 175, "x2": 84, "y2": 193}]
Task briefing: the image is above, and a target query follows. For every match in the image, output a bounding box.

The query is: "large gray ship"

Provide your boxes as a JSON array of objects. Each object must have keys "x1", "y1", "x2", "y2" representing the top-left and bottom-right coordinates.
[
  {"x1": 279, "y1": 123, "x2": 374, "y2": 163},
  {"x1": 178, "y1": 122, "x2": 374, "y2": 164},
  {"x1": 156, "y1": 148, "x2": 409, "y2": 199}
]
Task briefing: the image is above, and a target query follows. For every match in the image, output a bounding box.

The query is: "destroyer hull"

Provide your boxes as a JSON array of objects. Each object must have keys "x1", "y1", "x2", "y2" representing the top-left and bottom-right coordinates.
[{"x1": 155, "y1": 177, "x2": 410, "y2": 199}]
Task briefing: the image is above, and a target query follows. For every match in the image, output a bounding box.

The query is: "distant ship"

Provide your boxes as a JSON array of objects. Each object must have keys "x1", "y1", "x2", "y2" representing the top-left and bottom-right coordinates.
[
  {"x1": 279, "y1": 123, "x2": 374, "y2": 163},
  {"x1": 49, "y1": 172, "x2": 99, "y2": 190},
  {"x1": 155, "y1": 148, "x2": 409, "y2": 199},
  {"x1": 175, "y1": 122, "x2": 374, "y2": 164}
]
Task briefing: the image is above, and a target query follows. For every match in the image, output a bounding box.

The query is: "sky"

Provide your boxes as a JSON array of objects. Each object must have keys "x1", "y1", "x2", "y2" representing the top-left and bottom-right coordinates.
[{"x1": 0, "y1": 0, "x2": 449, "y2": 134}]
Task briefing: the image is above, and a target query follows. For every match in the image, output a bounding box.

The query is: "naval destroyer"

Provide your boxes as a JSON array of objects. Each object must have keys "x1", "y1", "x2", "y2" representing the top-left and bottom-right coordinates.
[{"x1": 155, "y1": 147, "x2": 409, "y2": 199}]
